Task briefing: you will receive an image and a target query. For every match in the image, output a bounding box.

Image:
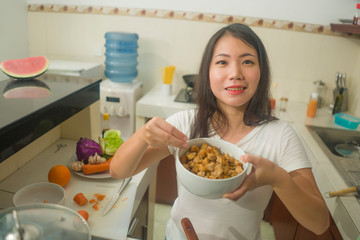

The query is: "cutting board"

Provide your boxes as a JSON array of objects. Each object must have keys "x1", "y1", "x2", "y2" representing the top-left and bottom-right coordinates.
[{"x1": 64, "y1": 178, "x2": 137, "y2": 240}]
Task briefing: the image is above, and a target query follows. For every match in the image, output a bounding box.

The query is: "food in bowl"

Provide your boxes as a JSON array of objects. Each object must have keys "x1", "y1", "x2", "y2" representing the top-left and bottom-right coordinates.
[
  {"x1": 180, "y1": 143, "x2": 243, "y2": 179},
  {"x1": 176, "y1": 138, "x2": 251, "y2": 199}
]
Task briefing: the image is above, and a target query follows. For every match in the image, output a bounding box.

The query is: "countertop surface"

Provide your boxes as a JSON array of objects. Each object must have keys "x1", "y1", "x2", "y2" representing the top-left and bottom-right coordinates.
[
  {"x1": 136, "y1": 84, "x2": 196, "y2": 119},
  {"x1": 0, "y1": 139, "x2": 155, "y2": 240},
  {"x1": 136, "y1": 85, "x2": 360, "y2": 240}
]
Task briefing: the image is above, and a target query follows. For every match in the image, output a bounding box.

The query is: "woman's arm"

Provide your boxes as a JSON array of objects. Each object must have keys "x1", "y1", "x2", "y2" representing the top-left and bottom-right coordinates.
[
  {"x1": 224, "y1": 154, "x2": 330, "y2": 235},
  {"x1": 109, "y1": 117, "x2": 188, "y2": 179}
]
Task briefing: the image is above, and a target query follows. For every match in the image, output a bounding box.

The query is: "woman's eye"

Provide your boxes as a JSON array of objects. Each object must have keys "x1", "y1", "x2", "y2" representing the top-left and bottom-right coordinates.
[
  {"x1": 216, "y1": 60, "x2": 227, "y2": 65},
  {"x1": 243, "y1": 59, "x2": 255, "y2": 65}
]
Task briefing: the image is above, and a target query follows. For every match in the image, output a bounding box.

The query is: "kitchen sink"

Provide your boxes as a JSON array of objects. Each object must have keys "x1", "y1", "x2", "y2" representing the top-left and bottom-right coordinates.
[{"x1": 307, "y1": 125, "x2": 360, "y2": 201}]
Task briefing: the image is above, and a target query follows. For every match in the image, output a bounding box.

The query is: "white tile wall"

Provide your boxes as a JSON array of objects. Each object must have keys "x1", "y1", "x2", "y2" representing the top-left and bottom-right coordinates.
[{"x1": 27, "y1": 12, "x2": 360, "y2": 115}]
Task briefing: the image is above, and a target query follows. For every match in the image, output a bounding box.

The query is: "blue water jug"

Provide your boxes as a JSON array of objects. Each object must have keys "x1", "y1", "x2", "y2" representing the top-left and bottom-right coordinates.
[{"x1": 104, "y1": 32, "x2": 139, "y2": 83}]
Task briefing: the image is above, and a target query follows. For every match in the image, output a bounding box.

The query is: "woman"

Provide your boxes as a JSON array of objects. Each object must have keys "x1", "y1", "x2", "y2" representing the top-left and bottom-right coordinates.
[{"x1": 110, "y1": 23, "x2": 329, "y2": 239}]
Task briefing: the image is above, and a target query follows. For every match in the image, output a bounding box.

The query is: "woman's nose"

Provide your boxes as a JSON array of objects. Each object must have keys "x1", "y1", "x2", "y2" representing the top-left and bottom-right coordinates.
[{"x1": 229, "y1": 64, "x2": 244, "y2": 80}]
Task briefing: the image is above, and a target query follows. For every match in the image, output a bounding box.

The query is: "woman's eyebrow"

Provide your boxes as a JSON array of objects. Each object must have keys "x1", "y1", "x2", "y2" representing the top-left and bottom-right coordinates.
[{"x1": 214, "y1": 52, "x2": 256, "y2": 58}]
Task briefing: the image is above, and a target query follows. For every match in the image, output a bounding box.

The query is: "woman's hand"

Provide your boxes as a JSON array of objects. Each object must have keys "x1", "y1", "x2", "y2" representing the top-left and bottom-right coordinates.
[
  {"x1": 110, "y1": 116, "x2": 188, "y2": 179},
  {"x1": 223, "y1": 154, "x2": 281, "y2": 201},
  {"x1": 142, "y1": 117, "x2": 188, "y2": 149},
  {"x1": 223, "y1": 154, "x2": 329, "y2": 235}
]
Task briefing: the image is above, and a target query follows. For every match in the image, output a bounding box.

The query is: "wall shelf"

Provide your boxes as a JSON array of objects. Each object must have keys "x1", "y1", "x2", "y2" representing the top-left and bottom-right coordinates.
[{"x1": 330, "y1": 23, "x2": 360, "y2": 35}]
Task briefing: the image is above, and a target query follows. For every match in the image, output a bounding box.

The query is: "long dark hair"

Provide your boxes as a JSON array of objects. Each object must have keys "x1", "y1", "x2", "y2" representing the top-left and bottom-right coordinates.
[{"x1": 190, "y1": 23, "x2": 276, "y2": 139}]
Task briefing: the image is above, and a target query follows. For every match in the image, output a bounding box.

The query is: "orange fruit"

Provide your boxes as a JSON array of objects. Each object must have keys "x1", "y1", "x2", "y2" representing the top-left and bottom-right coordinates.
[{"x1": 48, "y1": 165, "x2": 71, "y2": 187}]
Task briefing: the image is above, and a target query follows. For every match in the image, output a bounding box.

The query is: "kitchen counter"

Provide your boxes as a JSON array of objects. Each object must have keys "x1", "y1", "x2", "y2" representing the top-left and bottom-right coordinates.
[
  {"x1": 0, "y1": 138, "x2": 156, "y2": 240},
  {"x1": 136, "y1": 85, "x2": 360, "y2": 240},
  {"x1": 283, "y1": 102, "x2": 360, "y2": 240},
  {"x1": 135, "y1": 84, "x2": 195, "y2": 124},
  {"x1": 0, "y1": 74, "x2": 156, "y2": 240}
]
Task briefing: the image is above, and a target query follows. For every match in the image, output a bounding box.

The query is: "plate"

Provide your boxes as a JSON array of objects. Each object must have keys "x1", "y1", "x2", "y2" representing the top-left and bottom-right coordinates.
[
  {"x1": 69, "y1": 154, "x2": 111, "y2": 179},
  {"x1": 335, "y1": 144, "x2": 360, "y2": 159}
]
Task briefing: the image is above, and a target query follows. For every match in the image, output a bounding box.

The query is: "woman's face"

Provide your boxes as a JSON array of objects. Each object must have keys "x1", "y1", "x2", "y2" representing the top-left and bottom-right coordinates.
[{"x1": 209, "y1": 34, "x2": 260, "y2": 111}]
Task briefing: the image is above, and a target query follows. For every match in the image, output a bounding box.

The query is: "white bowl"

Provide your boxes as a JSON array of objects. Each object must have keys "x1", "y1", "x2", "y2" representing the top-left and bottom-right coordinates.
[
  {"x1": 13, "y1": 182, "x2": 65, "y2": 207},
  {"x1": 176, "y1": 138, "x2": 251, "y2": 199}
]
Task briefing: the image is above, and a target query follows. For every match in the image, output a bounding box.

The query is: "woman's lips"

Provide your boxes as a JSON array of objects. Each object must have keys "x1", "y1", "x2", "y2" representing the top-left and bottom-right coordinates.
[{"x1": 225, "y1": 86, "x2": 246, "y2": 95}]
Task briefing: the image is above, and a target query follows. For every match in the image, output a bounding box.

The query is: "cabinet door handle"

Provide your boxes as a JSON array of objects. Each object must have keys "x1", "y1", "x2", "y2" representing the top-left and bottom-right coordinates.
[{"x1": 127, "y1": 217, "x2": 139, "y2": 236}]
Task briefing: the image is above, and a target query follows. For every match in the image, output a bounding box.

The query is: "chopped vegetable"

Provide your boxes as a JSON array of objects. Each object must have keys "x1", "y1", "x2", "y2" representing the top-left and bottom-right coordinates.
[
  {"x1": 82, "y1": 157, "x2": 112, "y2": 175},
  {"x1": 98, "y1": 130, "x2": 123, "y2": 156},
  {"x1": 92, "y1": 203, "x2": 99, "y2": 211},
  {"x1": 94, "y1": 194, "x2": 105, "y2": 201},
  {"x1": 77, "y1": 210, "x2": 89, "y2": 222},
  {"x1": 76, "y1": 138, "x2": 102, "y2": 164},
  {"x1": 73, "y1": 193, "x2": 88, "y2": 206}
]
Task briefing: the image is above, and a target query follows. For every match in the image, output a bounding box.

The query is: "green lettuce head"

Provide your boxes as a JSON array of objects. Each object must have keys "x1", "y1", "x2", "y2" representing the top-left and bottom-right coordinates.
[{"x1": 99, "y1": 129, "x2": 124, "y2": 156}]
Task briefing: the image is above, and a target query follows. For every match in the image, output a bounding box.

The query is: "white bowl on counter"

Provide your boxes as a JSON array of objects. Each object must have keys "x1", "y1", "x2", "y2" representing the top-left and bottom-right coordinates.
[
  {"x1": 175, "y1": 138, "x2": 252, "y2": 199},
  {"x1": 13, "y1": 182, "x2": 65, "y2": 207}
]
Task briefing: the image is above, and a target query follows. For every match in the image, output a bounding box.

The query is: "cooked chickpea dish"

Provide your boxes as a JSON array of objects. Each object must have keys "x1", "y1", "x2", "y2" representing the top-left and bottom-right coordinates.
[{"x1": 180, "y1": 143, "x2": 243, "y2": 179}]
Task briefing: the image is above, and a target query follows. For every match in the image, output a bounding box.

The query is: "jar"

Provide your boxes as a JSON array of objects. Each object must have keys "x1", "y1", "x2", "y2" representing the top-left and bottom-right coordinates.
[
  {"x1": 313, "y1": 80, "x2": 326, "y2": 108},
  {"x1": 280, "y1": 97, "x2": 288, "y2": 112},
  {"x1": 306, "y1": 92, "x2": 318, "y2": 118}
]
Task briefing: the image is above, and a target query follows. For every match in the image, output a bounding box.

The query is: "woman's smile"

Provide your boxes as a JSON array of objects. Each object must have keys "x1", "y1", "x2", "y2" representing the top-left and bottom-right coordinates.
[{"x1": 225, "y1": 85, "x2": 247, "y2": 95}]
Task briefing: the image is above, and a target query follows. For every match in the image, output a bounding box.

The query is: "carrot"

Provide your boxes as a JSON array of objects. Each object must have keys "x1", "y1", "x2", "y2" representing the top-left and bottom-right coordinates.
[
  {"x1": 94, "y1": 194, "x2": 105, "y2": 201},
  {"x1": 82, "y1": 157, "x2": 113, "y2": 175},
  {"x1": 92, "y1": 203, "x2": 99, "y2": 211},
  {"x1": 73, "y1": 193, "x2": 88, "y2": 206},
  {"x1": 77, "y1": 210, "x2": 89, "y2": 222}
]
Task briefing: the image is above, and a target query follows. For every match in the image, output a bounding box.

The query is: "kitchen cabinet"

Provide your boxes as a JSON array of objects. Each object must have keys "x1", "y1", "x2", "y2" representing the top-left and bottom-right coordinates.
[
  {"x1": 156, "y1": 155, "x2": 178, "y2": 205},
  {"x1": 264, "y1": 193, "x2": 343, "y2": 240},
  {"x1": 330, "y1": 23, "x2": 360, "y2": 35}
]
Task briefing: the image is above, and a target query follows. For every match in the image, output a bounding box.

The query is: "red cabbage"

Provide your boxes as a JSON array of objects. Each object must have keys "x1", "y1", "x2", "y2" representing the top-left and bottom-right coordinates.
[{"x1": 76, "y1": 137, "x2": 102, "y2": 164}]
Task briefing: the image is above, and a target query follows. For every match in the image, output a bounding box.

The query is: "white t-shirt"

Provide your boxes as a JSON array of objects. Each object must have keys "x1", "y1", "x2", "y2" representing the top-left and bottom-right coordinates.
[{"x1": 165, "y1": 109, "x2": 312, "y2": 240}]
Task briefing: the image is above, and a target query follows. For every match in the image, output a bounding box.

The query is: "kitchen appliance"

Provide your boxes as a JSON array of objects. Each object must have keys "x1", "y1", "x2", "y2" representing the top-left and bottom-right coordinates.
[
  {"x1": 0, "y1": 203, "x2": 90, "y2": 240},
  {"x1": 100, "y1": 79, "x2": 142, "y2": 139},
  {"x1": 174, "y1": 74, "x2": 197, "y2": 103}
]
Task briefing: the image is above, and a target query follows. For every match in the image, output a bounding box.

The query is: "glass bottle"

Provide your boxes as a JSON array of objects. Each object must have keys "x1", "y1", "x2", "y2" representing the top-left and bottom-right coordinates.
[
  {"x1": 306, "y1": 92, "x2": 318, "y2": 118},
  {"x1": 102, "y1": 113, "x2": 110, "y2": 137}
]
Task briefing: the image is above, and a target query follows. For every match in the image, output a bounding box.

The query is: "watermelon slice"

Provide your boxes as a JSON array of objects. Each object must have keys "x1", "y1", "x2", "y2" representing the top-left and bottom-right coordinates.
[
  {"x1": 0, "y1": 56, "x2": 49, "y2": 79},
  {"x1": 3, "y1": 79, "x2": 51, "y2": 99}
]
